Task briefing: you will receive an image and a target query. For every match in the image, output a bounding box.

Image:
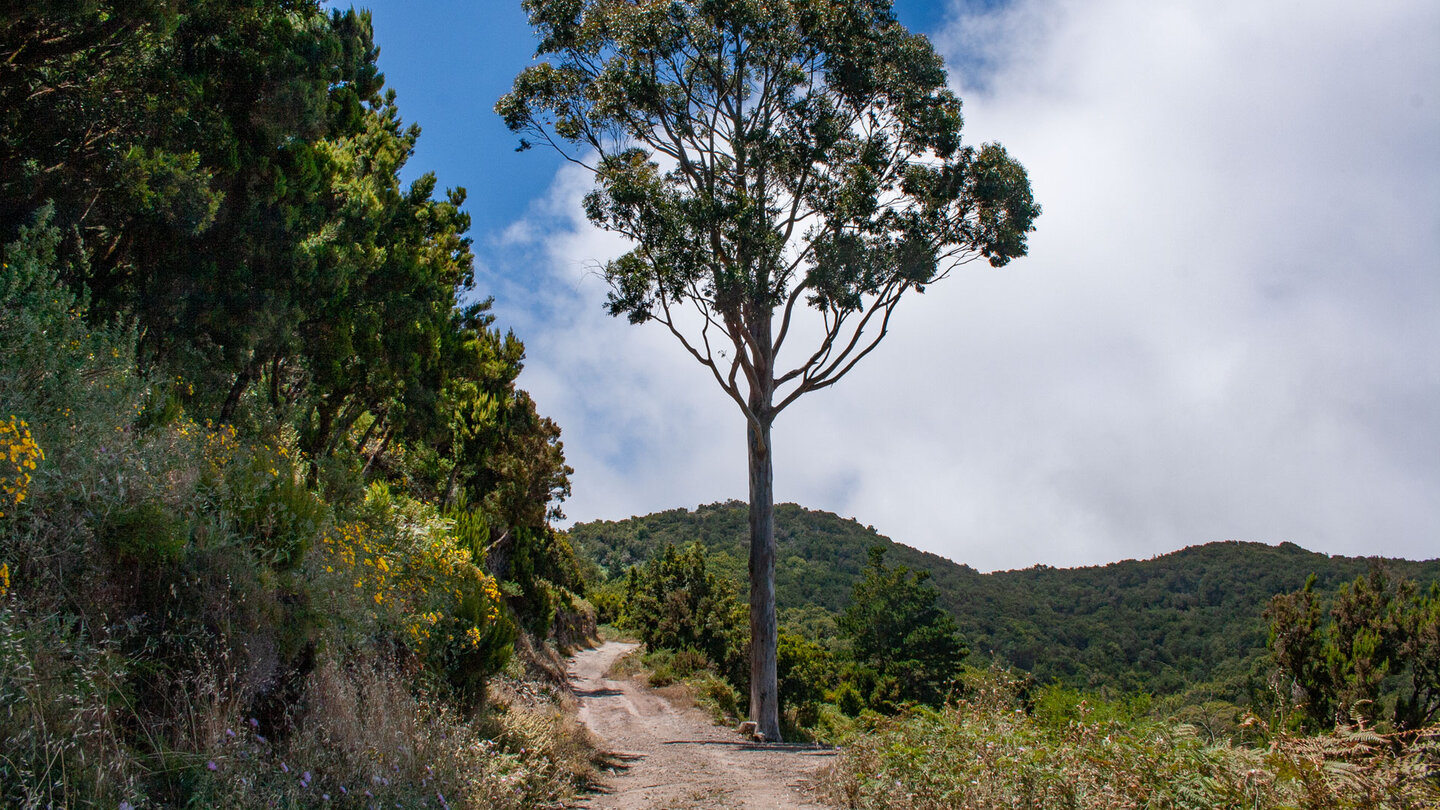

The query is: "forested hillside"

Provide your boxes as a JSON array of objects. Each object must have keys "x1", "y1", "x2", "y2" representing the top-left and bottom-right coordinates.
[{"x1": 569, "y1": 502, "x2": 1440, "y2": 696}]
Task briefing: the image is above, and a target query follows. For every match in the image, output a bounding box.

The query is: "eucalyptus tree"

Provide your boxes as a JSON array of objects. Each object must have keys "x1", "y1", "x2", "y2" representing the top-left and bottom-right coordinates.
[{"x1": 499, "y1": 0, "x2": 1038, "y2": 739}]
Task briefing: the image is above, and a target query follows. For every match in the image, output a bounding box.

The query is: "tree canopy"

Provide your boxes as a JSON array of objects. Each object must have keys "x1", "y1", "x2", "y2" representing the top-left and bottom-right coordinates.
[{"x1": 498, "y1": 0, "x2": 1038, "y2": 429}]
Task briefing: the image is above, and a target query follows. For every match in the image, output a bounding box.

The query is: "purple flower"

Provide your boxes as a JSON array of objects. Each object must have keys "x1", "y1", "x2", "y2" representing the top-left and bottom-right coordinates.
[
  {"x1": 280, "y1": 761, "x2": 289, "y2": 774},
  {"x1": 207, "y1": 761, "x2": 218, "y2": 771},
  {"x1": 249, "y1": 718, "x2": 259, "y2": 727}
]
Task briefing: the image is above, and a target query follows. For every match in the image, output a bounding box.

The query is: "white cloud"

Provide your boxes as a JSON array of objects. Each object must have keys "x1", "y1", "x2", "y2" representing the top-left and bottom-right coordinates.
[{"x1": 488, "y1": 0, "x2": 1440, "y2": 571}]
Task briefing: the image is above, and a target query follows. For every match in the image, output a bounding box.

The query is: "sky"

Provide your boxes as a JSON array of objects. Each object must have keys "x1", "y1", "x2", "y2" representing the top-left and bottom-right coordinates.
[{"x1": 344, "y1": 0, "x2": 1440, "y2": 572}]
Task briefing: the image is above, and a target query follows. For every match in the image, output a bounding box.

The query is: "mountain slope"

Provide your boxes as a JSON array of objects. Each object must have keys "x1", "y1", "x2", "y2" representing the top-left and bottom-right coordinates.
[{"x1": 568, "y1": 501, "x2": 1440, "y2": 695}]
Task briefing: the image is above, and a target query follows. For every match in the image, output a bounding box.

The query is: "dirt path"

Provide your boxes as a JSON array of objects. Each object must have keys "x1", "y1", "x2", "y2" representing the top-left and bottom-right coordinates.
[{"x1": 568, "y1": 641, "x2": 836, "y2": 810}]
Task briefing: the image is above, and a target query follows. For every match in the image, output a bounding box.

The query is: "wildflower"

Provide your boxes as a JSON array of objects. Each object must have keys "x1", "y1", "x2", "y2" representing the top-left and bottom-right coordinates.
[
  {"x1": 281, "y1": 761, "x2": 290, "y2": 773},
  {"x1": 207, "y1": 761, "x2": 218, "y2": 771}
]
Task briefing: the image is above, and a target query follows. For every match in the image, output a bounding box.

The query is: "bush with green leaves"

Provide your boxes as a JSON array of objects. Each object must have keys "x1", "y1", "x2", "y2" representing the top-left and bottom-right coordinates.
[
  {"x1": 840, "y1": 546, "x2": 968, "y2": 709},
  {"x1": 0, "y1": 217, "x2": 583, "y2": 806},
  {"x1": 621, "y1": 542, "x2": 749, "y2": 689},
  {"x1": 1266, "y1": 567, "x2": 1440, "y2": 732}
]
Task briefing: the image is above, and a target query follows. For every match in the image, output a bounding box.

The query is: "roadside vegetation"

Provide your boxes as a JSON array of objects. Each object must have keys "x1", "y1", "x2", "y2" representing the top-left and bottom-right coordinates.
[
  {"x1": 594, "y1": 535, "x2": 1440, "y2": 806},
  {"x1": 1, "y1": 3, "x2": 592, "y2": 806},
  {"x1": 824, "y1": 675, "x2": 1439, "y2": 809}
]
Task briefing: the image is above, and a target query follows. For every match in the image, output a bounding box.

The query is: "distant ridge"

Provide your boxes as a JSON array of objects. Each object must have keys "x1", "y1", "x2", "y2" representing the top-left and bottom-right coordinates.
[{"x1": 569, "y1": 501, "x2": 1440, "y2": 697}]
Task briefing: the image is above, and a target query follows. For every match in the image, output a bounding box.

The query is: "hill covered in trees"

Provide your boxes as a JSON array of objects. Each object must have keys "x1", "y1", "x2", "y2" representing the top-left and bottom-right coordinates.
[{"x1": 568, "y1": 502, "x2": 1440, "y2": 697}]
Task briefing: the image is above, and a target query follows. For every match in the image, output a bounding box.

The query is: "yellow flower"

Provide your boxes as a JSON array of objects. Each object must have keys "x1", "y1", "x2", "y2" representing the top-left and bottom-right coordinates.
[{"x1": 1, "y1": 416, "x2": 43, "y2": 515}]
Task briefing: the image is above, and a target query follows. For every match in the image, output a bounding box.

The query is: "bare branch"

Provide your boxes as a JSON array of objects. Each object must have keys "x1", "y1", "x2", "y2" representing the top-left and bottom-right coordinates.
[{"x1": 774, "y1": 287, "x2": 904, "y2": 415}]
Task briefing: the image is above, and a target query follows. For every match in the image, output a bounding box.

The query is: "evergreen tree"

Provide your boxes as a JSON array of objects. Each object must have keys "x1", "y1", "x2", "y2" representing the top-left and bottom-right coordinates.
[
  {"x1": 1267, "y1": 566, "x2": 1440, "y2": 730},
  {"x1": 623, "y1": 543, "x2": 748, "y2": 685},
  {"x1": 841, "y1": 546, "x2": 967, "y2": 707}
]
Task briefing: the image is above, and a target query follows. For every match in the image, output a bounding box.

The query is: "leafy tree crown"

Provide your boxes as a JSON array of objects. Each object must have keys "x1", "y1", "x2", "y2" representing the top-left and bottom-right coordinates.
[{"x1": 499, "y1": 0, "x2": 1039, "y2": 424}]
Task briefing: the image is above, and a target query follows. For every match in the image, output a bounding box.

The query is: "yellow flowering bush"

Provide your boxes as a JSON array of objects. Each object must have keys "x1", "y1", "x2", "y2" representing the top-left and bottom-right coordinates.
[
  {"x1": 0, "y1": 416, "x2": 43, "y2": 518},
  {"x1": 310, "y1": 485, "x2": 512, "y2": 693}
]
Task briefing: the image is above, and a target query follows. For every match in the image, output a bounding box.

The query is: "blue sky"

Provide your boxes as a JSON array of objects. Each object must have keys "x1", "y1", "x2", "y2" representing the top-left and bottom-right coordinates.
[
  {"x1": 339, "y1": 0, "x2": 1440, "y2": 572},
  {"x1": 347, "y1": 0, "x2": 958, "y2": 231}
]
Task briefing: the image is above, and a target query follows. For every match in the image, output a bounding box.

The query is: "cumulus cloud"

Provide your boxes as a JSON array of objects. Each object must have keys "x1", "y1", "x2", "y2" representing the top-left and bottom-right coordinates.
[{"x1": 488, "y1": 0, "x2": 1440, "y2": 571}]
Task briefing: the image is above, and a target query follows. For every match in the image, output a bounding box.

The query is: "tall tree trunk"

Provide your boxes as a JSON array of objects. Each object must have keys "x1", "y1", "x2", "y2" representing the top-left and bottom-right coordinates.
[{"x1": 747, "y1": 416, "x2": 781, "y2": 741}]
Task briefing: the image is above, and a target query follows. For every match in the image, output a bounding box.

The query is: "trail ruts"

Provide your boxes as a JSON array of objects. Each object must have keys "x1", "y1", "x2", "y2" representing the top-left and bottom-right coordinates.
[{"x1": 568, "y1": 641, "x2": 835, "y2": 810}]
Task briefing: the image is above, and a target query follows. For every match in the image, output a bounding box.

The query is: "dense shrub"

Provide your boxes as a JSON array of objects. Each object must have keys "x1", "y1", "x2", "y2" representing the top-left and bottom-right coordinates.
[
  {"x1": 840, "y1": 546, "x2": 967, "y2": 708},
  {"x1": 621, "y1": 542, "x2": 749, "y2": 689}
]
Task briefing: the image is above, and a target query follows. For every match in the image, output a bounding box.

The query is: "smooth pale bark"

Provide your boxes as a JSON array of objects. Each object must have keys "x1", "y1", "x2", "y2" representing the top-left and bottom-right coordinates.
[{"x1": 747, "y1": 417, "x2": 780, "y2": 741}]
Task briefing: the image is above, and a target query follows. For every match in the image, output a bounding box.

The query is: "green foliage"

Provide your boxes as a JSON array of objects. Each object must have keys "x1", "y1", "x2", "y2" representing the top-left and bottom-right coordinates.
[
  {"x1": 841, "y1": 547, "x2": 967, "y2": 708},
  {"x1": 1266, "y1": 567, "x2": 1440, "y2": 732},
  {"x1": 778, "y1": 631, "x2": 836, "y2": 728},
  {"x1": 621, "y1": 542, "x2": 748, "y2": 688},
  {"x1": 586, "y1": 577, "x2": 627, "y2": 626},
  {"x1": 0, "y1": 2, "x2": 575, "y2": 550},
  {"x1": 823, "y1": 669, "x2": 1440, "y2": 810},
  {"x1": 1029, "y1": 683, "x2": 1152, "y2": 729},
  {"x1": 0, "y1": 73, "x2": 581, "y2": 806},
  {"x1": 571, "y1": 503, "x2": 1440, "y2": 700},
  {"x1": 501, "y1": 0, "x2": 1039, "y2": 337},
  {"x1": 100, "y1": 498, "x2": 186, "y2": 565}
]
